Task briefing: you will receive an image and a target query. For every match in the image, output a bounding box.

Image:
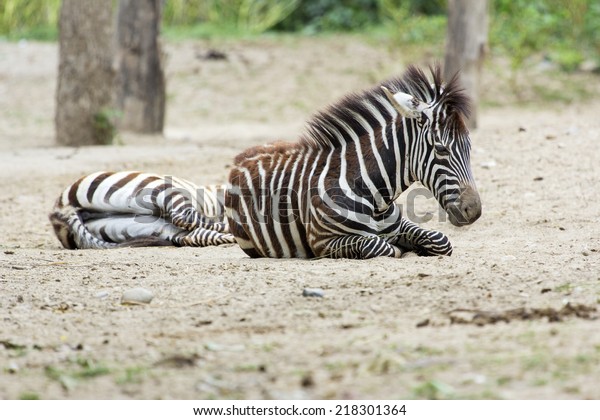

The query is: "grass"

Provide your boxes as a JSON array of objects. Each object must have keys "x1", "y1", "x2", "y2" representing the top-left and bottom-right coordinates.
[
  {"x1": 115, "y1": 366, "x2": 150, "y2": 385},
  {"x1": 18, "y1": 392, "x2": 40, "y2": 400},
  {"x1": 412, "y1": 380, "x2": 455, "y2": 399},
  {"x1": 162, "y1": 23, "x2": 247, "y2": 41},
  {"x1": 554, "y1": 283, "x2": 574, "y2": 294},
  {"x1": 41, "y1": 360, "x2": 157, "y2": 393},
  {"x1": 0, "y1": 24, "x2": 57, "y2": 41},
  {"x1": 44, "y1": 359, "x2": 111, "y2": 391}
]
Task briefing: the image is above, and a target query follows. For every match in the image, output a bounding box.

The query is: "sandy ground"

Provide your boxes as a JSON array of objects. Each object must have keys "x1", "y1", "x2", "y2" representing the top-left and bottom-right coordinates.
[{"x1": 0, "y1": 36, "x2": 599, "y2": 400}]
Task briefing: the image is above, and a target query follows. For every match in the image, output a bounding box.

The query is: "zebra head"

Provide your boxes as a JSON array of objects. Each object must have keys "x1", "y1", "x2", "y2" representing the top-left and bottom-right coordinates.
[{"x1": 382, "y1": 66, "x2": 481, "y2": 226}]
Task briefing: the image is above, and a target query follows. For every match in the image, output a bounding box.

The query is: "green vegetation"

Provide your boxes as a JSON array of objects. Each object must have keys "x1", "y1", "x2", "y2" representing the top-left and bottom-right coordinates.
[
  {"x1": 115, "y1": 366, "x2": 150, "y2": 385},
  {"x1": 1, "y1": 0, "x2": 598, "y2": 72},
  {"x1": 18, "y1": 392, "x2": 40, "y2": 400},
  {"x1": 92, "y1": 108, "x2": 121, "y2": 145},
  {"x1": 165, "y1": 0, "x2": 300, "y2": 34},
  {"x1": 0, "y1": 0, "x2": 60, "y2": 40},
  {"x1": 491, "y1": 0, "x2": 600, "y2": 71},
  {"x1": 412, "y1": 379, "x2": 455, "y2": 399},
  {"x1": 44, "y1": 358, "x2": 111, "y2": 391}
]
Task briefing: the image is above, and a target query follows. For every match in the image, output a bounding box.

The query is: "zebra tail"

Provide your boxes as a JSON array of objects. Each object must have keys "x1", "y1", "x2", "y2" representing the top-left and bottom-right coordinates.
[{"x1": 49, "y1": 205, "x2": 118, "y2": 250}]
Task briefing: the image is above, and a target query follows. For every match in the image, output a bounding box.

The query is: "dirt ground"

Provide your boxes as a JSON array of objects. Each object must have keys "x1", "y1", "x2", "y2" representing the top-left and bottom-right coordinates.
[{"x1": 1, "y1": 36, "x2": 599, "y2": 400}]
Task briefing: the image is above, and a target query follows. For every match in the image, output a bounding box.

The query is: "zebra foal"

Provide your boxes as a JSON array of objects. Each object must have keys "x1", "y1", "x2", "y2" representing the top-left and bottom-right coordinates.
[
  {"x1": 50, "y1": 171, "x2": 235, "y2": 249},
  {"x1": 226, "y1": 65, "x2": 481, "y2": 259}
]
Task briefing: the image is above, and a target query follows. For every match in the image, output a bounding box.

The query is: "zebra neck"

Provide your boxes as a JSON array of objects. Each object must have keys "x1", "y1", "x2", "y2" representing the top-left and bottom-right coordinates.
[
  {"x1": 302, "y1": 99, "x2": 416, "y2": 212},
  {"x1": 321, "y1": 127, "x2": 410, "y2": 214},
  {"x1": 351, "y1": 117, "x2": 414, "y2": 210},
  {"x1": 305, "y1": 122, "x2": 415, "y2": 215}
]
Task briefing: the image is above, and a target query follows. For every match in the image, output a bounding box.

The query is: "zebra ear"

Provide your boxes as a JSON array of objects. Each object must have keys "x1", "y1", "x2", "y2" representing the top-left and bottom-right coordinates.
[{"x1": 381, "y1": 86, "x2": 426, "y2": 119}]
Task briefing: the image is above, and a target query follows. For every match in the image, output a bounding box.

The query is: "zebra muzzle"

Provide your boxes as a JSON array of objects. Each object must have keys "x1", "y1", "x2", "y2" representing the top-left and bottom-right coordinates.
[{"x1": 446, "y1": 184, "x2": 482, "y2": 226}]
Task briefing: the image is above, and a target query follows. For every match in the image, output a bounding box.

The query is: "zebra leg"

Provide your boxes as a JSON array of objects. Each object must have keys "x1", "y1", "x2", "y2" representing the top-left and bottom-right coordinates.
[
  {"x1": 172, "y1": 227, "x2": 236, "y2": 247},
  {"x1": 84, "y1": 214, "x2": 235, "y2": 248},
  {"x1": 317, "y1": 235, "x2": 403, "y2": 259},
  {"x1": 49, "y1": 206, "x2": 118, "y2": 250},
  {"x1": 170, "y1": 206, "x2": 230, "y2": 233},
  {"x1": 389, "y1": 218, "x2": 453, "y2": 256},
  {"x1": 85, "y1": 214, "x2": 185, "y2": 248}
]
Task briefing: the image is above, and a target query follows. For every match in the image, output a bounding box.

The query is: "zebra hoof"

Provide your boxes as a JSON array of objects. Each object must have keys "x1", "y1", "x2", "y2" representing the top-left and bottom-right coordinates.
[{"x1": 415, "y1": 231, "x2": 453, "y2": 256}]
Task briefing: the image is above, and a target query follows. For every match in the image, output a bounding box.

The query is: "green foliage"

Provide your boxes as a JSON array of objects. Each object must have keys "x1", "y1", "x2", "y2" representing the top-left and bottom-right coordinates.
[
  {"x1": 163, "y1": 0, "x2": 300, "y2": 34},
  {"x1": 274, "y1": 0, "x2": 380, "y2": 33},
  {"x1": 376, "y1": 0, "x2": 446, "y2": 50},
  {"x1": 92, "y1": 108, "x2": 121, "y2": 146},
  {"x1": 491, "y1": 0, "x2": 600, "y2": 71},
  {"x1": 380, "y1": 0, "x2": 446, "y2": 18},
  {"x1": 275, "y1": 0, "x2": 445, "y2": 33},
  {"x1": 0, "y1": 0, "x2": 60, "y2": 39},
  {"x1": 0, "y1": 0, "x2": 598, "y2": 73},
  {"x1": 552, "y1": 50, "x2": 584, "y2": 72}
]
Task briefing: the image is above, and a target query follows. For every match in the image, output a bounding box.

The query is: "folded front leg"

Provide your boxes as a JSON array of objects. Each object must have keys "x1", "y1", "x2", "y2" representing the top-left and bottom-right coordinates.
[
  {"x1": 170, "y1": 206, "x2": 229, "y2": 233},
  {"x1": 316, "y1": 235, "x2": 404, "y2": 259},
  {"x1": 390, "y1": 218, "x2": 453, "y2": 256},
  {"x1": 172, "y1": 227, "x2": 236, "y2": 247}
]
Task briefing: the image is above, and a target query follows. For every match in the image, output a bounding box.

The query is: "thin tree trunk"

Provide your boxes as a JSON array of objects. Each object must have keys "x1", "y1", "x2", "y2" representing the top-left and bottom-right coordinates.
[
  {"x1": 116, "y1": 0, "x2": 165, "y2": 133},
  {"x1": 55, "y1": 0, "x2": 116, "y2": 146},
  {"x1": 444, "y1": 0, "x2": 488, "y2": 128}
]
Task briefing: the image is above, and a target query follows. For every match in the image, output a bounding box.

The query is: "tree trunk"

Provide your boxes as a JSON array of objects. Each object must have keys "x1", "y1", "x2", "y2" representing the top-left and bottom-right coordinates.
[
  {"x1": 116, "y1": 0, "x2": 165, "y2": 133},
  {"x1": 444, "y1": 0, "x2": 488, "y2": 128},
  {"x1": 55, "y1": 0, "x2": 117, "y2": 146}
]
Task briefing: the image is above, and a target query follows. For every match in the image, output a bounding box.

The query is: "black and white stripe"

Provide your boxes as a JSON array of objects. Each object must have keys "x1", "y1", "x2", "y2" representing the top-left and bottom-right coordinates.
[
  {"x1": 225, "y1": 65, "x2": 481, "y2": 259},
  {"x1": 50, "y1": 171, "x2": 235, "y2": 249}
]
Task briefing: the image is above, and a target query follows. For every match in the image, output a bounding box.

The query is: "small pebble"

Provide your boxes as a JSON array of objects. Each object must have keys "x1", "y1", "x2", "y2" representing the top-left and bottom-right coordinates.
[
  {"x1": 302, "y1": 288, "x2": 324, "y2": 298},
  {"x1": 300, "y1": 373, "x2": 315, "y2": 387},
  {"x1": 472, "y1": 374, "x2": 487, "y2": 385},
  {"x1": 121, "y1": 287, "x2": 154, "y2": 305},
  {"x1": 565, "y1": 126, "x2": 579, "y2": 136},
  {"x1": 480, "y1": 160, "x2": 496, "y2": 169},
  {"x1": 8, "y1": 361, "x2": 19, "y2": 374},
  {"x1": 95, "y1": 291, "x2": 109, "y2": 299},
  {"x1": 416, "y1": 319, "x2": 430, "y2": 328}
]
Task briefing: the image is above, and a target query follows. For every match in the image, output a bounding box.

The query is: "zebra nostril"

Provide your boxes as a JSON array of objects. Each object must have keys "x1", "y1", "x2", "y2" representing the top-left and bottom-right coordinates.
[
  {"x1": 461, "y1": 202, "x2": 472, "y2": 218},
  {"x1": 454, "y1": 183, "x2": 482, "y2": 224},
  {"x1": 461, "y1": 199, "x2": 481, "y2": 222}
]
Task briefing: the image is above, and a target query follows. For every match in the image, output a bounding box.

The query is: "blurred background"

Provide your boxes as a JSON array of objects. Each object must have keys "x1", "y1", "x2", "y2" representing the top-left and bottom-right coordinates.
[
  {"x1": 1, "y1": 0, "x2": 598, "y2": 71},
  {"x1": 0, "y1": 0, "x2": 599, "y2": 147}
]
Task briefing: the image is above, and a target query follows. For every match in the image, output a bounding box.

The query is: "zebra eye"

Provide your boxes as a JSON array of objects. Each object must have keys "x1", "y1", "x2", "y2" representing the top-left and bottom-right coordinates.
[{"x1": 434, "y1": 143, "x2": 449, "y2": 156}]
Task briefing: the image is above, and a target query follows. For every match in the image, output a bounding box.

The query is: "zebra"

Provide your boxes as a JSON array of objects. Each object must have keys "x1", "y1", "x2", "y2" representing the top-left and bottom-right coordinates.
[
  {"x1": 49, "y1": 171, "x2": 236, "y2": 249},
  {"x1": 225, "y1": 65, "x2": 482, "y2": 259}
]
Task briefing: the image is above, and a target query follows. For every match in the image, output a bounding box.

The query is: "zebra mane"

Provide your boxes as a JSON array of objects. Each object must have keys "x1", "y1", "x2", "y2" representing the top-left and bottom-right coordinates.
[{"x1": 301, "y1": 64, "x2": 471, "y2": 148}]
